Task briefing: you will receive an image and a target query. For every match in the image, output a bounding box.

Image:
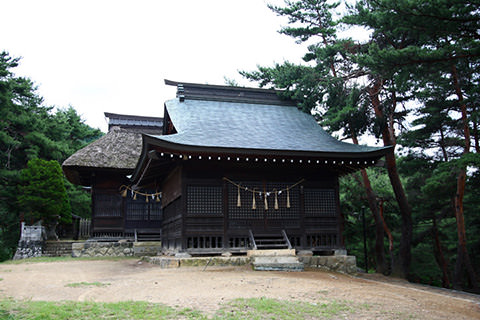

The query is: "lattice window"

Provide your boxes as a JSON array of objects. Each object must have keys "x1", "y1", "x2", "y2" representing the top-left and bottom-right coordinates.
[
  {"x1": 228, "y1": 236, "x2": 252, "y2": 249},
  {"x1": 126, "y1": 200, "x2": 147, "y2": 220},
  {"x1": 304, "y1": 188, "x2": 337, "y2": 217},
  {"x1": 187, "y1": 185, "x2": 223, "y2": 215},
  {"x1": 306, "y1": 233, "x2": 338, "y2": 247},
  {"x1": 228, "y1": 181, "x2": 300, "y2": 220},
  {"x1": 94, "y1": 193, "x2": 122, "y2": 217},
  {"x1": 125, "y1": 193, "x2": 162, "y2": 221},
  {"x1": 150, "y1": 203, "x2": 162, "y2": 220},
  {"x1": 187, "y1": 236, "x2": 223, "y2": 249}
]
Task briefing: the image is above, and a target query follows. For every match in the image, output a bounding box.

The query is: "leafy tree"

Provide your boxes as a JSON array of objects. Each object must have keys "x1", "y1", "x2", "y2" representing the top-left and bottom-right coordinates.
[
  {"x1": 348, "y1": 0, "x2": 479, "y2": 290},
  {"x1": 18, "y1": 158, "x2": 71, "y2": 239},
  {"x1": 0, "y1": 51, "x2": 102, "y2": 259},
  {"x1": 241, "y1": 0, "x2": 401, "y2": 276},
  {"x1": 242, "y1": 0, "x2": 479, "y2": 290}
]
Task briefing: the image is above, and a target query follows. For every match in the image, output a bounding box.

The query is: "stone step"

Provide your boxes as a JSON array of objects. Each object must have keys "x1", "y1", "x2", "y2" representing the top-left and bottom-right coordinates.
[
  {"x1": 43, "y1": 241, "x2": 74, "y2": 257},
  {"x1": 252, "y1": 255, "x2": 304, "y2": 272}
]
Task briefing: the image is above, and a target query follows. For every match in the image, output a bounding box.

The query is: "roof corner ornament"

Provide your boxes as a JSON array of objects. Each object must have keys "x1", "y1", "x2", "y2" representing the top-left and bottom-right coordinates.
[{"x1": 177, "y1": 84, "x2": 185, "y2": 102}]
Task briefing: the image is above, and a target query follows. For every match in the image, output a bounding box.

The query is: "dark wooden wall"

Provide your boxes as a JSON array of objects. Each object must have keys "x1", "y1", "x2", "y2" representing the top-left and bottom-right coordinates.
[
  {"x1": 160, "y1": 160, "x2": 343, "y2": 253},
  {"x1": 91, "y1": 170, "x2": 162, "y2": 236}
]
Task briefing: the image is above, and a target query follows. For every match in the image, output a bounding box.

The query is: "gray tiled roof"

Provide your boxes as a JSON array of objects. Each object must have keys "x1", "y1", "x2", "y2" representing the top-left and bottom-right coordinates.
[{"x1": 146, "y1": 98, "x2": 388, "y2": 157}]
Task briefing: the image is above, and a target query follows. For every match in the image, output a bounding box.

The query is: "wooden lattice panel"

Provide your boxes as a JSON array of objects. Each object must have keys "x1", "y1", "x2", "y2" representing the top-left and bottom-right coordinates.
[
  {"x1": 227, "y1": 181, "x2": 300, "y2": 220},
  {"x1": 94, "y1": 193, "x2": 122, "y2": 217},
  {"x1": 125, "y1": 194, "x2": 162, "y2": 221},
  {"x1": 304, "y1": 188, "x2": 337, "y2": 217},
  {"x1": 186, "y1": 185, "x2": 223, "y2": 215}
]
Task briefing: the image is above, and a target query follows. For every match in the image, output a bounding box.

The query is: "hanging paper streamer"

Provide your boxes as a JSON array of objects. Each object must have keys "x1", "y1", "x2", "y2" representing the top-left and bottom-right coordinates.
[
  {"x1": 274, "y1": 191, "x2": 279, "y2": 210},
  {"x1": 222, "y1": 177, "x2": 305, "y2": 210},
  {"x1": 119, "y1": 185, "x2": 161, "y2": 202},
  {"x1": 286, "y1": 188, "x2": 291, "y2": 208},
  {"x1": 237, "y1": 185, "x2": 241, "y2": 207}
]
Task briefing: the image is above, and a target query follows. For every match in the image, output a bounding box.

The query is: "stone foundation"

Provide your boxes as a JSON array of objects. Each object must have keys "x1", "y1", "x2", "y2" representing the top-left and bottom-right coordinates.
[
  {"x1": 43, "y1": 241, "x2": 74, "y2": 257},
  {"x1": 13, "y1": 240, "x2": 44, "y2": 260},
  {"x1": 298, "y1": 255, "x2": 357, "y2": 274},
  {"x1": 72, "y1": 241, "x2": 162, "y2": 258},
  {"x1": 143, "y1": 256, "x2": 250, "y2": 268},
  {"x1": 143, "y1": 254, "x2": 357, "y2": 274},
  {"x1": 13, "y1": 223, "x2": 46, "y2": 260},
  {"x1": 72, "y1": 242, "x2": 134, "y2": 257}
]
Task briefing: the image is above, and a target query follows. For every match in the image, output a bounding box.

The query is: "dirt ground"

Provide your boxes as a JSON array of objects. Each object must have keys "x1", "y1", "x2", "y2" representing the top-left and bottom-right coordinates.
[{"x1": 0, "y1": 259, "x2": 479, "y2": 319}]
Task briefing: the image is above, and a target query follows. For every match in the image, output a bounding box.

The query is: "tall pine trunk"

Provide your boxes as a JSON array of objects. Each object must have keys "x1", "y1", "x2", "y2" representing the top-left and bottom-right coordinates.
[
  {"x1": 432, "y1": 215, "x2": 450, "y2": 288},
  {"x1": 450, "y1": 64, "x2": 479, "y2": 291},
  {"x1": 352, "y1": 135, "x2": 387, "y2": 274},
  {"x1": 368, "y1": 78, "x2": 412, "y2": 279}
]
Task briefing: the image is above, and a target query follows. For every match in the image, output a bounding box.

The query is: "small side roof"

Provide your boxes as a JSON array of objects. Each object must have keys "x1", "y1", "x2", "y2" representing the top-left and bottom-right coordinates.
[
  {"x1": 104, "y1": 112, "x2": 163, "y2": 135},
  {"x1": 63, "y1": 127, "x2": 142, "y2": 185}
]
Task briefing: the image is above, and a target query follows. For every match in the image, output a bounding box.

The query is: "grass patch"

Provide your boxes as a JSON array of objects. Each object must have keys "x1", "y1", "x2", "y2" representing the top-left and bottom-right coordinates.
[
  {"x1": 0, "y1": 256, "x2": 137, "y2": 265},
  {"x1": 65, "y1": 282, "x2": 110, "y2": 288},
  {"x1": 0, "y1": 297, "x2": 369, "y2": 319},
  {"x1": 0, "y1": 299, "x2": 207, "y2": 320},
  {"x1": 215, "y1": 297, "x2": 353, "y2": 319}
]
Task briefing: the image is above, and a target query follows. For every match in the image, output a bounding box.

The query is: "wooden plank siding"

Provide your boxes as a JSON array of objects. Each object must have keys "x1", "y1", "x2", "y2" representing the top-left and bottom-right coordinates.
[{"x1": 154, "y1": 160, "x2": 345, "y2": 254}]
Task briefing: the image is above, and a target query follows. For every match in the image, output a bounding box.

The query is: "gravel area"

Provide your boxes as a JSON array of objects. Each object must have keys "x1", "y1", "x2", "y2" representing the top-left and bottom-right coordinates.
[{"x1": 0, "y1": 259, "x2": 479, "y2": 319}]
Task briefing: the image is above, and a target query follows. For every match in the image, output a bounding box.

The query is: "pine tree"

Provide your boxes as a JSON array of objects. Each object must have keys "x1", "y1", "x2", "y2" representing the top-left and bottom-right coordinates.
[{"x1": 18, "y1": 159, "x2": 71, "y2": 239}]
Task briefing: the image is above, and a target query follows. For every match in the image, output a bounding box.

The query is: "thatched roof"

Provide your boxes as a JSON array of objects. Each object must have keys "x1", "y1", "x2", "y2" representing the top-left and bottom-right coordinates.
[{"x1": 63, "y1": 126, "x2": 142, "y2": 185}]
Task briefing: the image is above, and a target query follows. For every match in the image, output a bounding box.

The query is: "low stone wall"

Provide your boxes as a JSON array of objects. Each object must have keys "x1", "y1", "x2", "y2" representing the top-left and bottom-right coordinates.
[
  {"x1": 72, "y1": 241, "x2": 162, "y2": 258},
  {"x1": 13, "y1": 240, "x2": 44, "y2": 260},
  {"x1": 143, "y1": 256, "x2": 251, "y2": 268},
  {"x1": 13, "y1": 223, "x2": 46, "y2": 260},
  {"x1": 298, "y1": 255, "x2": 357, "y2": 274},
  {"x1": 133, "y1": 242, "x2": 163, "y2": 257},
  {"x1": 143, "y1": 254, "x2": 357, "y2": 274},
  {"x1": 43, "y1": 241, "x2": 75, "y2": 257}
]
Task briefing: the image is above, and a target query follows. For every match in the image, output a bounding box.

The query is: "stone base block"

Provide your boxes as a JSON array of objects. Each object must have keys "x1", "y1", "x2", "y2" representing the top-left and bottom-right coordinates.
[
  {"x1": 247, "y1": 249, "x2": 296, "y2": 257},
  {"x1": 252, "y1": 255, "x2": 304, "y2": 272},
  {"x1": 143, "y1": 256, "x2": 250, "y2": 268},
  {"x1": 133, "y1": 242, "x2": 162, "y2": 257},
  {"x1": 299, "y1": 255, "x2": 357, "y2": 274}
]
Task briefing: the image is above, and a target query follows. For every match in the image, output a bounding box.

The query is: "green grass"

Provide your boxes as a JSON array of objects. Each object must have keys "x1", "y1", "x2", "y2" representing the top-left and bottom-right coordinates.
[
  {"x1": 215, "y1": 297, "x2": 353, "y2": 319},
  {"x1": 65, "y1": 282, "x2": 110, "y2": 288},
  {"x1": 0, "y1": 297, "x2": 367, "y2": 319},
  {"x1": 0, "y1": 299, "x2": 207, "y2": 320}
]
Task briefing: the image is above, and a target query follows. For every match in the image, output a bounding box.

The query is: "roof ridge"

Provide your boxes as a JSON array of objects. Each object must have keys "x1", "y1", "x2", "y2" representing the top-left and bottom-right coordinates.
[{"x1": 164, "y1": 79, "x2": 298, "y2": 107}]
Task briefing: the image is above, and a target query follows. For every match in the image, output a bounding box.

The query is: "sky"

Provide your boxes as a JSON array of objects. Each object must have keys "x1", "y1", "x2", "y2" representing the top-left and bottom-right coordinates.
[{"x1": 2, "y1": 0, "x2": 313, "y2": 132}]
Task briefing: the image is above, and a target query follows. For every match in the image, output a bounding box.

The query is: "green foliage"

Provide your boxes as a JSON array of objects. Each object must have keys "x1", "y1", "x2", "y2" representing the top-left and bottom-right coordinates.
[
  {"x1": 18, "y1": 158, "x2": 71, "y2": 227},
  {"x1": 243, "y1": 0, "x2": 480, "y2": 290},
  {"x1": 0, "y1": 51, "x2": 102, "y2": 259},
  {"x1": 65, "y1": 180, "x2": 91, "y2": 219},
  {"x1": 341, "y1": 168, "x2": 399, "y2": 271}
]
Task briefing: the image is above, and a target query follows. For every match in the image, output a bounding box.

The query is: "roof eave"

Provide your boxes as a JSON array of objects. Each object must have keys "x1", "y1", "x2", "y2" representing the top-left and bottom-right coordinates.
[{"x1": 142, "y1": 135, "x2": 392, "y2": 160}]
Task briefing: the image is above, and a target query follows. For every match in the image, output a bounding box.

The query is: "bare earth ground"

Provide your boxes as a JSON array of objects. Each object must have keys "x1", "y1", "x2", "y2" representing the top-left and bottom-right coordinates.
[{"x1": 0, "y1": 259, "x2": 479, "y2": 319}]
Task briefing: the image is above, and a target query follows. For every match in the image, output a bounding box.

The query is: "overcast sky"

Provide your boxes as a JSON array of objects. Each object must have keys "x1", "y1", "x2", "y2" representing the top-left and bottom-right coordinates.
[{"x1": 2, "y1": 0, "x2": 315, "y2": 132}]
